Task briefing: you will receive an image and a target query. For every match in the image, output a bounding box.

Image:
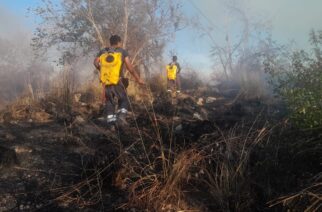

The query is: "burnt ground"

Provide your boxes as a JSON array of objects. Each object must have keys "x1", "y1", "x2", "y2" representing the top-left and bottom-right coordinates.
[
  {"x1": 0, "y1": 89, "x2": 320, "y2": 211},
  {"x1": 0, "y1": 121, "x2": 126, "y2": 211}
]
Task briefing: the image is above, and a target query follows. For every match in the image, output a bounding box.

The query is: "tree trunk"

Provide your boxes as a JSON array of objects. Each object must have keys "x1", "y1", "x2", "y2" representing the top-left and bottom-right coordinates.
[
  {"x1": 123, "y1": 0, "x2": 129, "y2": 49},
  {"x1": 87, "y1": 0, "x2": 106, "y2": 47},
  {"x1": 28, "y1": 84, "x2": 35, "y2": 100}
]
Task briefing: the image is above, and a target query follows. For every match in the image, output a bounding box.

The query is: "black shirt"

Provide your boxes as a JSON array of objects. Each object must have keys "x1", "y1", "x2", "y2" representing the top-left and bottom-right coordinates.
[{"x1": 96, "y1": 47, "x2": 129, "y2": 60}]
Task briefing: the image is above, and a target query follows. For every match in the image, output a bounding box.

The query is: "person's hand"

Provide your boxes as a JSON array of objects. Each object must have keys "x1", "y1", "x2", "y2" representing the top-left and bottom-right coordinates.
[
  {"x1": 138, "y1": 78, "x2": 145, "y2": 85},
  {"x1": 93, "y1": 68, "x2": 100, "y2": 74}
]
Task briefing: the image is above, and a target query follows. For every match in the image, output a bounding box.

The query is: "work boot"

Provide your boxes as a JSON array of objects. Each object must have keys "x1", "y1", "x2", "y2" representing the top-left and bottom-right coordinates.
[
  {"x1": 107, "y1": 122, "x2": 116, "y2": 131},
  {"x1": 117, "y1": 114, "x2": 129, "y2": 127},
  {"x1": 107, "y1": 114, "x2": 117, "y2": 131},
  {"x1": 117, "y1": 108, "x2": 129, "y2": 127}
]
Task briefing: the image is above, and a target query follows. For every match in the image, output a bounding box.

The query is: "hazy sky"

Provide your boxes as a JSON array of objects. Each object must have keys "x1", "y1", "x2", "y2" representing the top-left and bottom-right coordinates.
[
  {"x1": 1, "y1": 0, "x2": 322, "y2": 74},
  {"x1": 193, "y1": 0, "x2": 322, "y2": 47},
  {"x1": 167, "y1": 0, "x2": 322, "y2": 73}
]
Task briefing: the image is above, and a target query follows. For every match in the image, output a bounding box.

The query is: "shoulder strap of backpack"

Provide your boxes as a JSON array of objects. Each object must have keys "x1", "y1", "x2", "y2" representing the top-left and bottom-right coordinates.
[{"x1": 107, "y1": 47, "x2": 115, "y2": 53}]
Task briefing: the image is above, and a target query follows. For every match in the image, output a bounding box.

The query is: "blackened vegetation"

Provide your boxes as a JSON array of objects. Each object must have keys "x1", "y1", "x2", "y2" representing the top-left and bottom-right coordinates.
[
  {"x1": 0, "y1": 85, "x2": 321, "y2": 211},
  {"x1": 0, "y1": 145, "x2": 17, "y2": 168},
  {"x1": 0, "y1": 121, "x2": 123, "y2": 211}
]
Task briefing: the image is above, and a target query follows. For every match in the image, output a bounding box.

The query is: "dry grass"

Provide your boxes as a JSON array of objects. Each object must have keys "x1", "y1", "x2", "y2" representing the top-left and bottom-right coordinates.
[
  {"x1": 50, "y1": 78, "x2": 271, "y2": 211},
  {"x1": 2, "y1": 70, "x2": 319, "y2": 211},
  {"x1": 124, "y1": 149, "x2": 204, "y2": 211},
  {"x1": 1, "y1": 95, "x2": 51, "y2": 123},
  {"x1": 269, "y1": 173, "x2": 322, "y2": 212},
  {"x1": 114, "y1": 94, "x2": 271, "y2": 211},
  {"x1": 197, "y1": 124, "x2": 269, "y2": 211}
]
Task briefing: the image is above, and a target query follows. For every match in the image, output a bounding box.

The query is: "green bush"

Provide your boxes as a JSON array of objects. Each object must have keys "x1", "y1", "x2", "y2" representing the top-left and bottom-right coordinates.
[
  {"x1": 266, "y1": 30, "x2": 322, "y2": 129},
  {"x1": 284, "y1": 78, "x2": 322, "y2": 128}
]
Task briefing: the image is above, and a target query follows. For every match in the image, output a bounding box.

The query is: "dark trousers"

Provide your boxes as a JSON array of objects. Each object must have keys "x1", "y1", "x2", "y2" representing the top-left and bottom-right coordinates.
[
  {"x1": 167, "y1": 79, "x2": 176, "y2": 91},
  {"x1": 167, "y1": 76, "x2": 181, "y2": 91},
  {"x1": 176, "y1": 74, "x2": 181, "y2": 90},
  {"x1": 105, "y1": 83, "x2": 129, "y2": 117}
]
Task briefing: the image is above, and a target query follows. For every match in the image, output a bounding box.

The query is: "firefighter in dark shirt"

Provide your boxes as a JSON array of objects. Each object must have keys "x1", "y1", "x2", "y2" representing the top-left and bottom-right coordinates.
[
  {"x1": 94, "y1": 35, "x2": 144, "y2": 128},
  {"x1": 166, "y1": 55, "x2": 181, "y2": 93}
]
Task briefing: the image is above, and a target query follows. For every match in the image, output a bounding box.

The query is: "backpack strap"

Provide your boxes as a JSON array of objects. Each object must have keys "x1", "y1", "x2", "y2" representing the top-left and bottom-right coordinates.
[{"x1": 107, "y1": 47, "x2": 115, "y2": 53}]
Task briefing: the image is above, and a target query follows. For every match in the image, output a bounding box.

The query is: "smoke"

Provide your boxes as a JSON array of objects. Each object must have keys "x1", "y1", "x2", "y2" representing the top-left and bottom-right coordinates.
[
  {"x1": 0, "y1": 6, "x2": 109, "y2": 108},
  {"x1": 0, "y1": 6, "x2": 30, "y2": 40},
  {"x1": 0, "y1": 6, "x2": 53, "y2": 108}
]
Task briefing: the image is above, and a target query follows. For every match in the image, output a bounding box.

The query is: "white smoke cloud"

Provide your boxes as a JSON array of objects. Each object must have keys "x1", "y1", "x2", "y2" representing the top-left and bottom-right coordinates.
[
  {"x1": 191, "y1": 0, "x2": 322, "y2": 48},
  {"x1": 0, "y1": 6, "x2": 32, "y2": 40}
]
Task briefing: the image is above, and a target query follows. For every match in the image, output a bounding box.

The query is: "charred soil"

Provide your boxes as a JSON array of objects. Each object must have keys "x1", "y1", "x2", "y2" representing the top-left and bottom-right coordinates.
[{"x1": 0, "y1": 87, "x2": 321, "y2": 211}]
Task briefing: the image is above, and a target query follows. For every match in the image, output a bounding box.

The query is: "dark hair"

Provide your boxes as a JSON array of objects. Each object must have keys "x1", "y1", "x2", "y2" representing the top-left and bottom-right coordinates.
[
  {"x1": 172, "y1": 55, "x2": 177, "y2": 61},
  {"x1": 110, "y1": 35, "x2": 122, "y2": 46}
]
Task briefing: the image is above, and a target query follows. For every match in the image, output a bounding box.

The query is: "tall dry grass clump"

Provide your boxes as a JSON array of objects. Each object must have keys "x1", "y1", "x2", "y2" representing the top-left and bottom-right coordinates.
[
  {"x1": 48, "y1": 65, "x2": 76, "y2": 113},
  {"x1": 198, "y1": 125, "x2": 269, "y2": 211},
  {"x1": 126, "y1": 149, "x2": 204, "y2": 211},
  {"x1": 116, "y1": 115, "x2": 270, "y2": 211}
]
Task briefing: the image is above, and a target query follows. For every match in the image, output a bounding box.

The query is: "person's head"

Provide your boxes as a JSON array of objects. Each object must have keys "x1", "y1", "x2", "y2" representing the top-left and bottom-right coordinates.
[
  {"x1": 172, "y1": 55, "x2": 177, "y2": 62},
  {"x1": 110, "y1": 35, "x2": 122, "y2": 47}
]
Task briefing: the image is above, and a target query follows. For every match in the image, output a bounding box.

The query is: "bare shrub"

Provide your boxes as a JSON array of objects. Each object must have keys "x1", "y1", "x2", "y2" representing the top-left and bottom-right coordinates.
[
  {"x1": 147, "y1": 74, "x2": 167, "y2": 94},
  {"x1": 180, "y1": 70, "x2": 203, "y2": 91}
]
